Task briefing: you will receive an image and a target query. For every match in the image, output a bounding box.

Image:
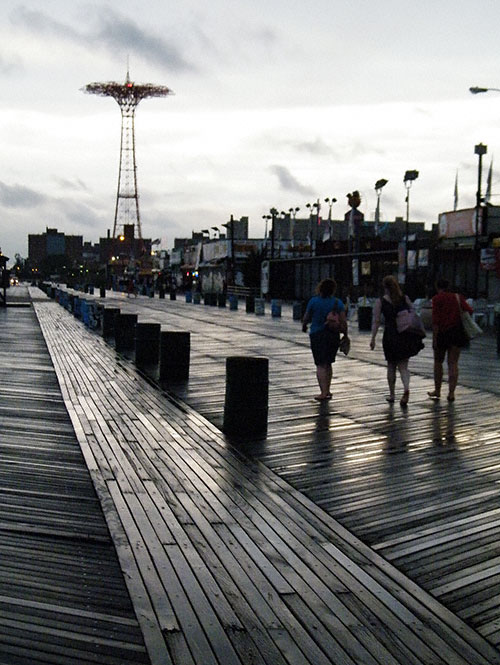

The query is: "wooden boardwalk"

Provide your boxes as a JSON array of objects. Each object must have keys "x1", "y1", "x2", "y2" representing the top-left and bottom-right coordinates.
[
  {"x1": 72, "y1": 289, "x2": 500, "y2": 654},
  {"x1": 26, "y1": 287, "x2": 500, "y2": 664},
  {"x1": 0, "y1": 302, "x2": 149, "y2": 664}
]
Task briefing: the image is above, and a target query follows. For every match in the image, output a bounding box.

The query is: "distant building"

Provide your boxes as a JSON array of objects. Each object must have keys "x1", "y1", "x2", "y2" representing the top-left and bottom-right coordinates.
[{"x1": 28, "y1": 228, "x2": 83, "y2": 269}]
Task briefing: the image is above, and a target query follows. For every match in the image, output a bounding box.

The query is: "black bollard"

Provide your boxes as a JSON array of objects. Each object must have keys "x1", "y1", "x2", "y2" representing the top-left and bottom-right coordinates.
[
  {"x1": 99, "y1": 286, "x2": 106, "y2": 298},
  {"x1": 170, "y1": 291, "x2": 177, "y2": 301},
  {"x1": 114, "y1": 313, "x2": 138, "y2": 352},
  {"x1": 245, "y1": 295, "x2": 255, "y2": 313},
  {"x1": 223, "y1": 356, "x2": 269, "y2": 438},
  {"x1": 217, "y1": 293, "x2": 227, "y2": 307},
  {"x1": 159, "y1": 331, "x2": 190, "y2": 382},
  {"x1": 135, "y1": 322, "x2": 161, "y2": 371},
  {"x1": 102, "y1": 307, "x2": 120, "y2": 338}
]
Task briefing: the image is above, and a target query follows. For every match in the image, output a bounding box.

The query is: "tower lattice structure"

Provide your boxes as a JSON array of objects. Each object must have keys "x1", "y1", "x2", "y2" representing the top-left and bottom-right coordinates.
[{"x1": 83, "y1": 71, "x2": 172, "y2": 258}]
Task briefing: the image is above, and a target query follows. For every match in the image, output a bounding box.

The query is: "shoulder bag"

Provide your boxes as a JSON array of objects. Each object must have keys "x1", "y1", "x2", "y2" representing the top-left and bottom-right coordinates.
[
  {"x1": 456, "y1": 294, "x2": 482, "y2": 340},
  {"x1": 396, "y1": 301, "x2": 426, "y2": 338}
]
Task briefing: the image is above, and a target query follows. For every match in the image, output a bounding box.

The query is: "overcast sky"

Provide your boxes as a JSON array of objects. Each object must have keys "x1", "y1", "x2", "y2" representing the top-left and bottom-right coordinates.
[{"x1": 2, "y1": 0, "x2": 500, "y2": 262}]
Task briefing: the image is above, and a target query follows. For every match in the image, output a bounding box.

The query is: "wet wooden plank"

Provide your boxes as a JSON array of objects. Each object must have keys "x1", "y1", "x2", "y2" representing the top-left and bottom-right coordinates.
[
  {"x1": 0, "y1": 306, "x2": 149, "y2": 665},
  {"x1": 33, "y1": 295, "x2": 500, "y2": 665}
]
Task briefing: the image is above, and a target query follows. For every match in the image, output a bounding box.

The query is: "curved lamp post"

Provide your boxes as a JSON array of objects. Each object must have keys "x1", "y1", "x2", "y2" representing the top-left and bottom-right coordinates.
[
  {"x1": 374, "y1": 179, "x2": 388, "y2": 237},
  {"x1": 403, "y1": 170, "x2": 419, "y2": 282}
]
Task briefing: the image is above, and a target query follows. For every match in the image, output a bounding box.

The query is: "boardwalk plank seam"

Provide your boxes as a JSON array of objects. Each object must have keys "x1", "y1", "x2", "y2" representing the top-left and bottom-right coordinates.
[{"x1": 32, "y1": 299, "x2": 500, "y2": 665}]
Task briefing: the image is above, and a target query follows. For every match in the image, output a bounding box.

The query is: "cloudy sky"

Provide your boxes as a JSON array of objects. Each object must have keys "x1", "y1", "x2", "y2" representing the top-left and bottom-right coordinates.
[{"x1": 2, "y1": 0, "x2": 500, "y2": 262}]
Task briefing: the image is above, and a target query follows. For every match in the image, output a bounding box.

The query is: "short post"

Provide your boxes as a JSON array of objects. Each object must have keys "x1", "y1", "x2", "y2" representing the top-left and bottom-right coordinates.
[
  {"x1": 135, "y1": 322, "x2": 161, "y2": 371},
  {"x1": 217, "y1": 293, "x2": 227, "y2": 307},
  {"x1": 245, "y1": 295, "x2": 255, "y2": 313},
  {"x1": 185, "y1": 291, "x2": 192, "y2": 303},
  {"x1": 159, "y1": 331, "x2": 190, "y2": 382},
  {"x1": 229, "y1": 294, "x2": 238, "y2": 310},
  {"x1": 99, "y1": 286, "x2": 106, "y2": 298},
  {"x1": 159, "y1": 287, "x2": 165, "y2": 299},
  {"x1": 102, "y1": 307, "x2": 120, "y2": 338},
  {"x1": 193, "y1": 292, "x2": 201, "y2": 304},
  {"x1": 223, "y1": 356, "x2": 269, "y2": 438},
  {"x1": 114, "y1": 313, "x2": 138, "y2": 352}
]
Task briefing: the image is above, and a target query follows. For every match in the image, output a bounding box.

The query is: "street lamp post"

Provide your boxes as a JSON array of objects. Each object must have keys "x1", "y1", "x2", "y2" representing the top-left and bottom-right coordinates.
[
  {"x1": 306, "y1": 200, "x2": 320, "y2": 256},
  {"x1": 403, "y1": 170, "x2": 419, "y2": 283},
  {"x1": 374, "y1": 179, "x2": 388, "y2": 237},
  {"x1": 474, "y1": 143, "x2": 487, "y2": 298},
  {"x1": 324, "y1": 197, "x2": 337, "y2": 240}
]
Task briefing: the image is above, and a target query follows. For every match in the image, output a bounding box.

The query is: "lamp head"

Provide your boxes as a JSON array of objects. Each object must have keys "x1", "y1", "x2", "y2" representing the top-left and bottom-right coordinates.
[
  {"x1": 375, "y1": 178, "x2": 388, "y2": 191},
  {"x1": 404, "y1": 170, "x2": 419, "y2": 183},
  {"x1": 470, "y1": 86, "x2": 488, "y2": 94}
]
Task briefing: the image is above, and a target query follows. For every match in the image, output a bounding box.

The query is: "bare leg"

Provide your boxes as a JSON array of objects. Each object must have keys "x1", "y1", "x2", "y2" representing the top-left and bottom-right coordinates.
[
  {"x1": 387, "y1": 362, "x2": 396, "y2": 400},
  {"x1": 447, "y1": 346, "x2": 461, "y2": 401},
  {"x1": 315, "y1": 364, "x2": 332, "y2": 399},
  {"x1": 398, "y1": 359, "x2": 410, "y2": 392},
  {"x1": 398, "y1": 359, "x2": 410, "y2": 405}
]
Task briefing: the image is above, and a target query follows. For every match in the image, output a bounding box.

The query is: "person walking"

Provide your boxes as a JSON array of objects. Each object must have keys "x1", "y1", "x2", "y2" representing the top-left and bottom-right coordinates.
[
  {"x1": 302, "y1": 278, "x2": 347, "y2": 401},
  {"x1": 370, "y1": 275, "x2": 424, "y2": 407},
  {"x1": 428, "y1": 278, "x2": 473, "y2": 402}
]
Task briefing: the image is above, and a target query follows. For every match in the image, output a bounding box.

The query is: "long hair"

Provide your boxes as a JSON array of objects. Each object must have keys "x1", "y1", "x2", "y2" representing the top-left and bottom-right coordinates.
[
  {"x1": 317, "y1": 278, "x2": 337, "y2": 298},
  {"x1": 382, "y1": 275, "x2": 404, "y2": 305}
]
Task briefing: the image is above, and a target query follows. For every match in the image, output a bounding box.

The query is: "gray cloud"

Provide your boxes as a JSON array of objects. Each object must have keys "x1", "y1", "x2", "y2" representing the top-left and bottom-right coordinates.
[
  {"x1": 92, "y1": 7, "x2": 194, "y2": 72},
  {"x1": 55, "y1": 177, "x2": 89, "y2": 192},
  {"x1": 0, "y1": 181, "x2": 46, "y2": 208},
  {"x1": 10, "y1": 5, "x2": 195, "y2": 73},
  {"x1": 270, "y1": 165, "x2": 315, "y2": 196},
  {"x1": 294, "y1": 137, "x2": 334, "y2": 156}
]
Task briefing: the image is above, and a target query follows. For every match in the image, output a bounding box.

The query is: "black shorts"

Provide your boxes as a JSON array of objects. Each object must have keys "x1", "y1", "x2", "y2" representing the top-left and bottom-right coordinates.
[
  {"x1": 310, "y1": 329, "x2": 340, "y2": 366},
  {"x1": 435, "y1": 324, "x2": 468, "y2": 361}
]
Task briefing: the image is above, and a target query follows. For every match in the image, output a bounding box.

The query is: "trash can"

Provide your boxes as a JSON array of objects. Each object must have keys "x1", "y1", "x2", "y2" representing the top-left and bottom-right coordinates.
[
  {"x1": 255, "y1": 298, "x2": 265, "y2": 316},
  {"x1": 217, "y1": 293, "x2": 227, "y2": 308},
  {"x1": 193, "y1": 292, "x2": 201, "y2": 304},
  {"x1": 292, "y1": 301, "x2": 303, "y2": 320},
  {"x1": 185, "y1": 291, "x2": 192, "y2": 303},
  {"x1": 229, "y1": 294, "x2": 238, "y2": 310},
  {"x1": 223, "y1": 356, "x2": 268, "y2": 438},
  {"x1": 358, "y1": 306, "x2": 373, "y2": 331},
  {"x1": 271, "y1": 299, "x2": 281, "y2": 318}
]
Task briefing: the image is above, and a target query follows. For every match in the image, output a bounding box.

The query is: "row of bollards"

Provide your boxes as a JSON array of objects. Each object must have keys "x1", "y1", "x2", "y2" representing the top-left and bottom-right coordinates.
[{"x1": 52, "y1": 285, "x2": 276, "y2": 439}]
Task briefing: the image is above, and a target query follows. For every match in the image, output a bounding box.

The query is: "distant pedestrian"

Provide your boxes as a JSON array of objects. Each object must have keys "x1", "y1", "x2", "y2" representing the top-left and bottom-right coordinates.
[
  {"x1": 302, "y1": 278, "x2": 347, "y2": 401},
  {"x1": 370, "y1": 275, "x2": 424, "y2": 406},
  {"x1": 428, "y1": 278, "x2": 473, "y2": 402}
]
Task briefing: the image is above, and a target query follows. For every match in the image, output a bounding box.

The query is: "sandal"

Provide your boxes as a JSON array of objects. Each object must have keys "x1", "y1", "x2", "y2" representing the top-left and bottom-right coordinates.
[
  {"x1": 314, "y1": 394, "x2": 331, "y2": 401},
  {"x1": 427, "y1": 391, "x2": 440, "y2": 401},
  {"x1": 447, "y1": 394, "x2": 455, "y2": 402},
  {"x1": 386, "y1": 396, "x2": 395, "y2": 403},
  {"x1": 400, "y1": 391, "x2": 409, "y2": 407}
]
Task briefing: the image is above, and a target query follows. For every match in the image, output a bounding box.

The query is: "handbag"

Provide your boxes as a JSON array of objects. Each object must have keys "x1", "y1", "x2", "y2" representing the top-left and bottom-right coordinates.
[
  {"x1": 339, "y1": 335, "x2": 350, "y2": 356},
  {"x1": 396, "y1": 307, "x2": 426, "y2": 337},
  {"x1": 456, "y1": 294, "x2": 482, "y2": 340},
  {"x1": 325, "y1": 310, "x2": 341, "y2": 333},
  {"x1": 324, "y1": 298, "x2": 347, "y2": 334}
]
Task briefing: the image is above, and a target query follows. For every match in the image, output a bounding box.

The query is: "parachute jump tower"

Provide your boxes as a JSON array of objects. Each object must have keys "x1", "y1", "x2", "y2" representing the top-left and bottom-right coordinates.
[{"x1": 83, "y1": 71, "x2": 173, "y2": 257}]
